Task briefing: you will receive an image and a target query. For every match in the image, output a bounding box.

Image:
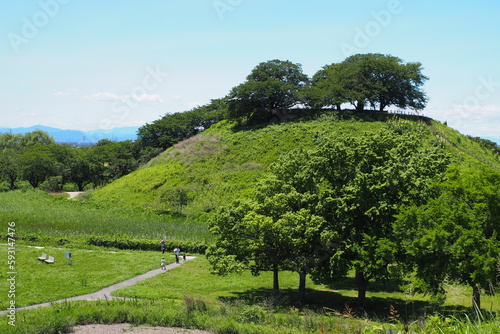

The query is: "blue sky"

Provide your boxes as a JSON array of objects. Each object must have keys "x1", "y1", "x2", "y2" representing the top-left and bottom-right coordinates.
[{"x1": 1, "y1": 0, "x2": 499, "y2": 142}]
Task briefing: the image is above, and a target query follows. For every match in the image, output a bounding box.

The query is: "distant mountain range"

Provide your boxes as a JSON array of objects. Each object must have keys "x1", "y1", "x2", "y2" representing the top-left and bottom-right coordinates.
[{"x1": 0, "y1": 125, "x2": 140, "y2": 144}]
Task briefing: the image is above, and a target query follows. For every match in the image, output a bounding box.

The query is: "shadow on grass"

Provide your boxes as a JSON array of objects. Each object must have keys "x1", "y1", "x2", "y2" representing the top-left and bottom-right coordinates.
[
  {"x1": 230, "y1": 109, "x2": 431, "y2": 133},
  {"x1": 219, "y1": 283, "x2": 479, "y2": 324}
]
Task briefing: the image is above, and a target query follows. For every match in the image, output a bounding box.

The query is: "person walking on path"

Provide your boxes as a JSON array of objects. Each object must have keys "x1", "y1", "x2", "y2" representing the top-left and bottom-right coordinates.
[
  {"x1": 161, "y1": 257, "x2": 166, "y2": 270},
  {"x1": 174, "y1": 246, "x2": 181, "y2": 263},
  {"x1": 160, "y1": 239, "x2": 166, "y2": 254}
]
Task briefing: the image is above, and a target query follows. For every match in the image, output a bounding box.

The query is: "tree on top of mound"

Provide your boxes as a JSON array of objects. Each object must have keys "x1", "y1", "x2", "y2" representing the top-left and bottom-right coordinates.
[
  {"x1": 307, "y1": 53, "x2": 428, "y2": 112},
  {"x1": 227, "y1": 59, "x2": 309, "y2": 124}
]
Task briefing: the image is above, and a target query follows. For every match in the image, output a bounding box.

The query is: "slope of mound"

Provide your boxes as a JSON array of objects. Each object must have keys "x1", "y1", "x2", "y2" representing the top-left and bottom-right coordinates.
[{"x1": 90, "y1": 112, "x2": 500, "y2": 224}]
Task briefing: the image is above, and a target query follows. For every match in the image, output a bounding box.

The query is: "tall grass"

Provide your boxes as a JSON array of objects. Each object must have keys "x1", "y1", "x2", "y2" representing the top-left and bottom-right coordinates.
[
  {"x1": 3, "y1": 296, "x2": 499, "y2": 334},
  {"x1": 0, "y1": 190, "x2": 211, "y2": 242}
]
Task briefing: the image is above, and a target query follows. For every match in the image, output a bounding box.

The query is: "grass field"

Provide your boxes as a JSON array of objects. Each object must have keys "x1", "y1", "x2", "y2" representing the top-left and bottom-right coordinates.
[
  {"x1": 0, "y1": 190, "x2": 211, "y2": 243},
  {"x1": 0, "y1": 244, "x2": 170, "y2": 309},
  {"x1": 2, "y1": 255, "x2": 500, "y2": 334}
]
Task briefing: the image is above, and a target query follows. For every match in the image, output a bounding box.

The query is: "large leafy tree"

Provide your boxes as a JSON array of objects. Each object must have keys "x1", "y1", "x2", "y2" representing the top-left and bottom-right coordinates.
[
  {"x1": 227, "y1": 59, "x2": 309, "y2": 123},
  {"x1": 310, "y1": 132, "x2": 449, "y2": 305},
  {"x1": 20, "y1": 129, "x2": 56, "y2": 147},
  {"x1": 209, "y1": 130, "x2": 449, "y2": 305},
  {"x1": 303, "y1": 63, "x2": 347, "y2": 110},
  {"x1": 88, "y1": 140, "x2": 138, "y2": 187},
  {"x1": 0, "y1": 133, "x2": 23, "y2": 151},
  {"x1": 0, "y1": 149, "x2": 21, "y2": 190},
  {"x1": 67, "y1": 148, "x2": 94, "y2": 191},
  {"x1": 19, "y1": 145, "x2": 59, "y2": 188},
  {"x1": 308, "y1": 54, "x2": 428, "y2": 112},
  {"x1": 395, "y1": 166, "x2": 500, "y2": 310},
  {"x1": 208, "y1": 150, "x2": 329, "y2": 304}
]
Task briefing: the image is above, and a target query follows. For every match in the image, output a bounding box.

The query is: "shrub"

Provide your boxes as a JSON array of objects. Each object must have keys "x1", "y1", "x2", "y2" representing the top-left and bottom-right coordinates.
[{"x1": 86, "y1": 235, "x2": 207, "y2": 254}]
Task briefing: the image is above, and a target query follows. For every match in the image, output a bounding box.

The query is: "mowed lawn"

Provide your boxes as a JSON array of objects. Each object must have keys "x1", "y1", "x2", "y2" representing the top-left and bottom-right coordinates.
[
  {"x1": 112, "y1": 256, "x2": 317, "y2": 303},
  {"x1": 0, "y1": 244, "x2": 170, "y2": 309},
  {"x1": 113, "y1": 256, "x2": 500, "y2": 316}
]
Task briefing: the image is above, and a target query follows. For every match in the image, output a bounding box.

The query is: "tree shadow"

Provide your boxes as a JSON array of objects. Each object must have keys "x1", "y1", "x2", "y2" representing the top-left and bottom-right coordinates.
[
  {"x1": 217, "y1": 283, "x2": 483, "y2": 323},
  {"x1": 230, "y1": 109, "x2": 431, "y2": 133}
]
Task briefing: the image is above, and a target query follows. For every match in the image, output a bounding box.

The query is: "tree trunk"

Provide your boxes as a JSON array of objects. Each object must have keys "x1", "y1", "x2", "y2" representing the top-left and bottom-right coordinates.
[
  {"x1": 272, "y1": 263, "x2": 280, "y2": 296},
  {"x1": 355, "y1": 101, "x2": 365, "y2": 112},
  {"x1": 356, "y1": 270, "x2": 369, "y2": 307},
  {"x1": 298, "y1": 270, "x2": 307, "y2": 305},
  {"x1": 472, "y1": 285, "x2": 481, "y2": 312}
]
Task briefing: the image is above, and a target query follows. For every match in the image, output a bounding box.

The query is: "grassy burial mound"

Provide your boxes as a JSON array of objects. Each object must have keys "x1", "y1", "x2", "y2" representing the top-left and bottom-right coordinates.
[{"x1": 90, "y1": 112, "x2": 500, "y2": 225}]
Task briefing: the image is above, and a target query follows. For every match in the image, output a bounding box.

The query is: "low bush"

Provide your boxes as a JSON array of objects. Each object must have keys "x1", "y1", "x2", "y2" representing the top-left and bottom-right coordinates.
[{"x1": 86, "y1": 235, "x2": 207, "y2": 254}]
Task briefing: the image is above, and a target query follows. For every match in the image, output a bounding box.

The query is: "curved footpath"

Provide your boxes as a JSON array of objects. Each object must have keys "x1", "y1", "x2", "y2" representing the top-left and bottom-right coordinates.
[{"x1": 0, "y1": 256, "x2": 196, "y2": 315}]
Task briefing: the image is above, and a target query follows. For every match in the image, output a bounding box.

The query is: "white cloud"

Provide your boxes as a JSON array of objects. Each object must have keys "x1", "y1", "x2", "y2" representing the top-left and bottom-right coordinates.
[
  {"x1": 83, "y1": 92, "x2": 123, "y2": 102},
  {"x1": 131, "y1": 94, "x2": 163, "y2": 104}
]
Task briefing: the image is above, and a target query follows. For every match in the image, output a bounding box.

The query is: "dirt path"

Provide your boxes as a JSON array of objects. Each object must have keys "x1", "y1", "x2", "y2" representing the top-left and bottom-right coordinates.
[
  {"x1": 66, "y1": 191, "x2": 84, "y2": 199},
  {"x1": 70, "y1": 323, "x2": 212, "y2": 334}
]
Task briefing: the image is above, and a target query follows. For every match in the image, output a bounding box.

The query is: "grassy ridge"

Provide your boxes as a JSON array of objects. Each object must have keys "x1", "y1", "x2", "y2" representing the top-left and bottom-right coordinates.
[
  {"x1": 1, "y1": 113, "x2": 500, "y2": 333},
  {"x1": 90, "y1": 112, "x2": 500, "y2": 225}
]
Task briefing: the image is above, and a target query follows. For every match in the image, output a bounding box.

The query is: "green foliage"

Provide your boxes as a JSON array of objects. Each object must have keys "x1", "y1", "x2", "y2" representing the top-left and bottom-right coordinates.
[
  {"x1": 91, "y1": 113, "x2": 500, "y2": 228},
  {"x1": 209, "y1": 127, "x2": 452, "y2": 305},
  {"x1": 0, "y1": 149, "x2": 21, "y2": 189},
  {"x1": 138, "y1": 98, "x2": 228, "y2": 150},
  {"x1": 0, "y1": 133, "x2": 142, "y2": 190},
  {"x1": 467, "y1": 136, "x2": 500, "y2": 155},
  {"x1": 87, "y1": 236, "x2": 207, "y2": 253},
  {"x1": 396, "y1": 166, "x2": 500, "y2": 308},
  {"x1": 227, "y1": 59, "x2": 309, "y2": 123},
  {"x1": 339, "y1": 53, "x2": 428, "y2": 111}
]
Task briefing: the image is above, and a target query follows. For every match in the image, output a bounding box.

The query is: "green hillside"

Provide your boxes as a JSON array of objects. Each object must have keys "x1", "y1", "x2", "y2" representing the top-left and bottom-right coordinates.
[{"x1": 90, "y1": 112, "x2": 500, "y2": 224}]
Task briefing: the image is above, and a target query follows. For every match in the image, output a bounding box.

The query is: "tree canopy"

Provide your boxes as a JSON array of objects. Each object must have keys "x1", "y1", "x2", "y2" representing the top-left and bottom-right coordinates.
[
  {"x1": 138, "y1": 99, "x2": 227, "y2": 150},
  {"x1": 209, "y1": 129, "x2": 451, "y2": 305},
  {"x1": 395, "y1": 166, "x2": 500, "y2": 310},
  {"x1": 227, "y1": 59, "x2": 309, "y2": 123},
  {"x1": 306, "y1": 53, "x2": 428, "y2": 112}
]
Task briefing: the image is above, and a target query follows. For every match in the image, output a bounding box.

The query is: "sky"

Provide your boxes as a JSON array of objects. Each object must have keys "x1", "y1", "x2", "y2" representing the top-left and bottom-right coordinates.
[{"x1": 1, "y1": 0, "x2": 499, "y2": 142}]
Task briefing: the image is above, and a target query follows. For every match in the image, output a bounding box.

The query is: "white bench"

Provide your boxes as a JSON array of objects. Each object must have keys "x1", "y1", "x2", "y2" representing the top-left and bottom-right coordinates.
[
  {"x1": 44, "y1": 256, "x2": 55, "y2": 264},
  {"x1": 38, "y1": 253, "x2": 47, "y2": 261}
]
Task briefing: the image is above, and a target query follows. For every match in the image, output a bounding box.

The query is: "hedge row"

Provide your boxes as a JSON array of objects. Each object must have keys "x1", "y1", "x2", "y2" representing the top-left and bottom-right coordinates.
[{"x1": 87, "y1": 236, "x2": 208, "y2": 254}]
